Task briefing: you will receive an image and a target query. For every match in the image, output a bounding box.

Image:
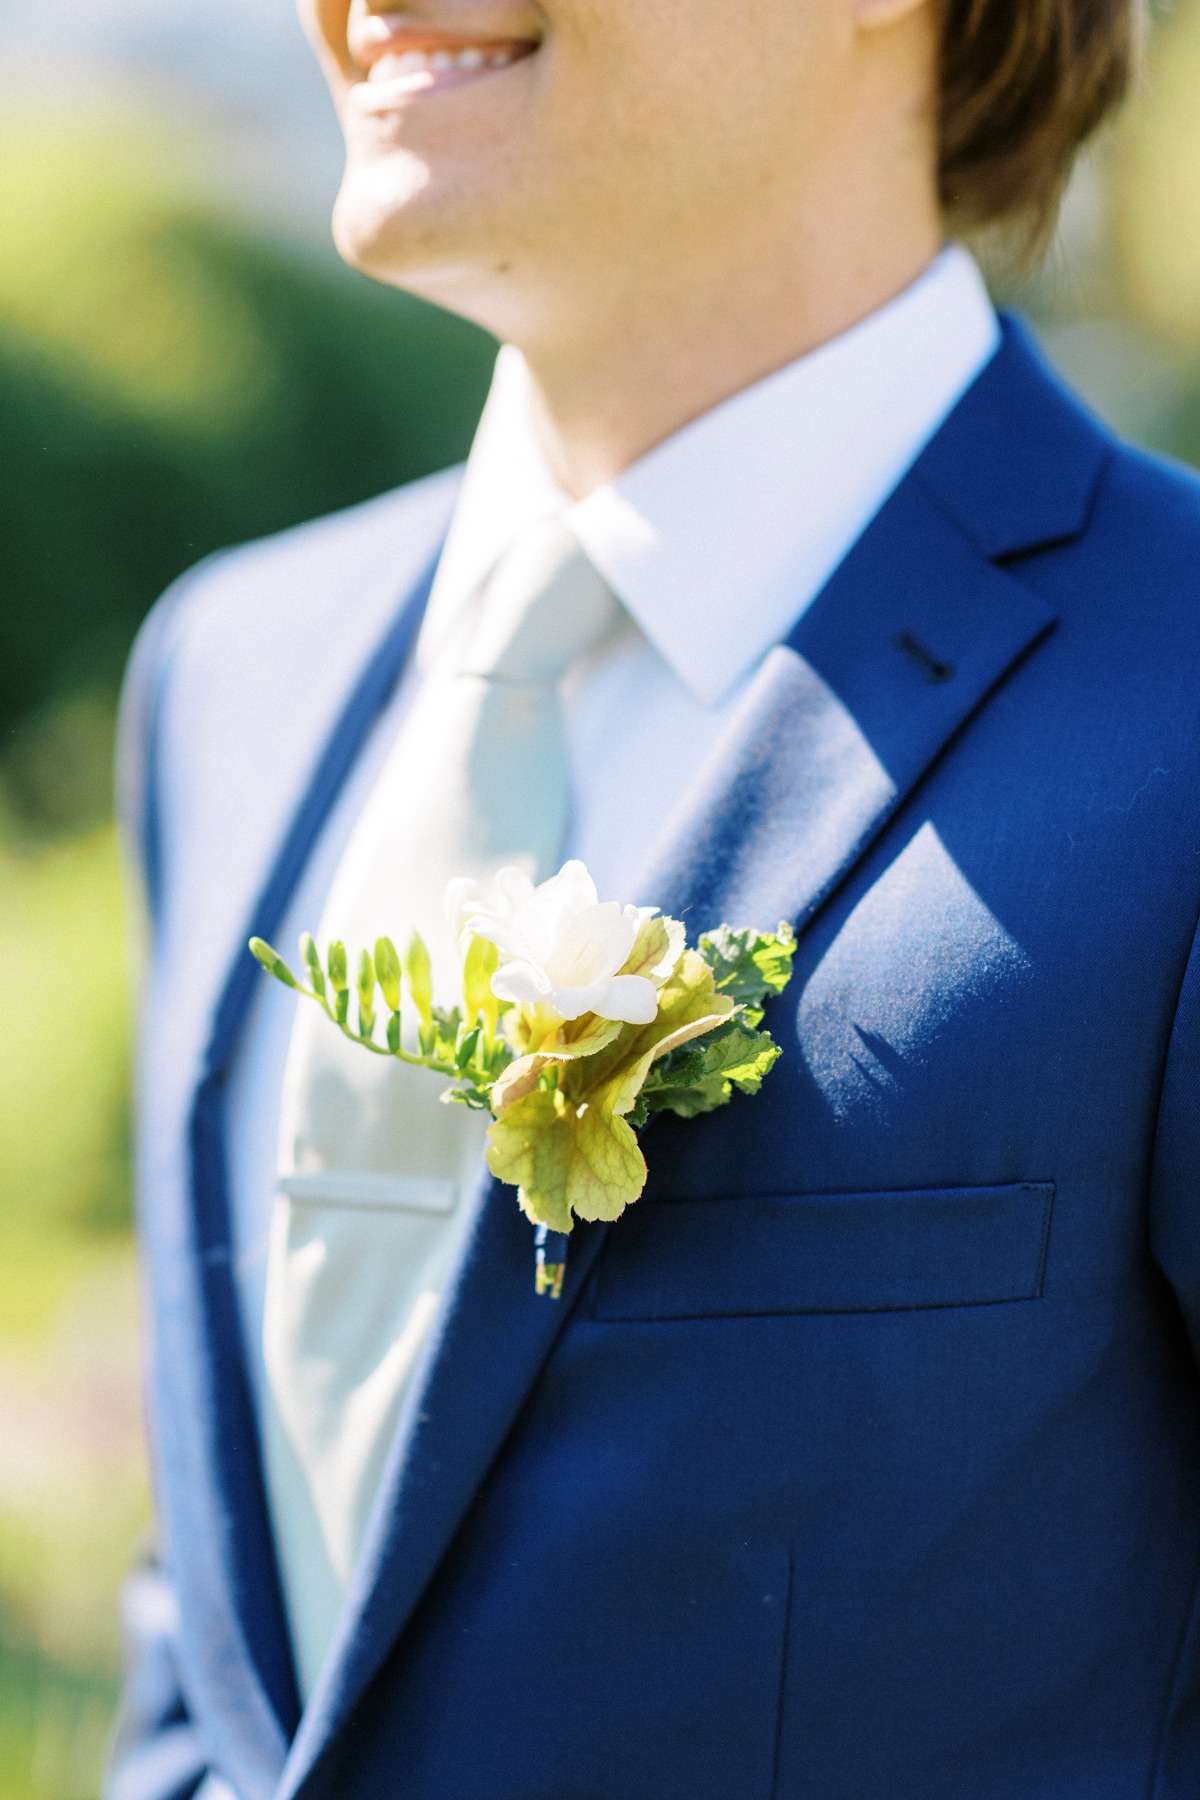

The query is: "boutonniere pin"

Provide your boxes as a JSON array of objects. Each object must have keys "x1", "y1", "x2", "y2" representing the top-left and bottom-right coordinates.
[{"x1": 251, "y1": 861, "x2": 796, "y2": 1298}]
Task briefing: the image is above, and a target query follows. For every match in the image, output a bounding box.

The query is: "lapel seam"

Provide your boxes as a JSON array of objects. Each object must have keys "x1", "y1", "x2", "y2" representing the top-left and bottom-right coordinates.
[{"x1": 911, "y1": 429, "x2": 1112, "y2": 565}]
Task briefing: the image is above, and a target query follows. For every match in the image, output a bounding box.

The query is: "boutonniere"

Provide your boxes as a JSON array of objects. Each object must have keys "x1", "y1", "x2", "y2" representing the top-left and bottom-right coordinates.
[{"x1": 251, "y1": 861, "x2": 796, "y2": 1297}]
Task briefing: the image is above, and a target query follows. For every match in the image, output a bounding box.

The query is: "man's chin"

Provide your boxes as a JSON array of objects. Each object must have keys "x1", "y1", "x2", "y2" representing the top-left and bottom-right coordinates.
[
  {"x1": 332, "y1": 154, "x2": 435, "y2": 268},
  {"x1": 330, "y1": 163, "x2": 494, "y2": 300}
]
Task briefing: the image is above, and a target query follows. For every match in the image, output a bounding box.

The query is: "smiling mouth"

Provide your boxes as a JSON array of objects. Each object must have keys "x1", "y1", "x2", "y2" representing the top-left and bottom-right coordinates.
[
  {"x1": 347, "y1": 12, "x2": 540, "y2": 100},
  {"x1": 368, "y1": 43, "x2": 531, "y2": 78}
]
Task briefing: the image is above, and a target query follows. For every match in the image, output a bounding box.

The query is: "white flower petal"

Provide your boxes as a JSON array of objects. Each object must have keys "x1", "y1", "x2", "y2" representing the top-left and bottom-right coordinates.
[
  {"x1": 452, "y1": 866, "x2": 540, "y2": 957},
  {"x1": 591, "y1": 975, "x2": 660, "y2": 1025},
  {"x1": 491, "y1": 960, "x2": 553, "y2": 1005},
  {"x1": 495, "y1": 865, "x2": 537, "y2": 909},
  {"x1": 516, "y1": 889, "x2": 566, "y2": 965},
  {"x1": 464, "y1": 916, "x2": 527, "y2": 961},
  {"x1": 544, "y1": 902, "x2": 638, "y2": 989},
  {"x1": 463, "y1": 861, "x2": 662, "y2": 1030},
  {"x1": 446, "y1": 875, "x2": 489, "y2": 937},
  {"x1": 539, "y1": 859, "x2": 598, "y2": 913},
  {"x1": 543, "y1": 981, "x2": 611, "y2": 1021}
]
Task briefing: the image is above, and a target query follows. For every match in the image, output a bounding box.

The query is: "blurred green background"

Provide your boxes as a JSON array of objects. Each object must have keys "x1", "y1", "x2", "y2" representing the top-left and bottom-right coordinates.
[{"x1": 2, "y1": 0, "x2": 1200, "y2": 1792}]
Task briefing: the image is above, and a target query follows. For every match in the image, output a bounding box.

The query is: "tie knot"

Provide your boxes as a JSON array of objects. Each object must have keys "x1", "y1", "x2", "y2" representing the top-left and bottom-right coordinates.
[{"x1": 463, "y1": 519, "x2": 621, "y2": 686}]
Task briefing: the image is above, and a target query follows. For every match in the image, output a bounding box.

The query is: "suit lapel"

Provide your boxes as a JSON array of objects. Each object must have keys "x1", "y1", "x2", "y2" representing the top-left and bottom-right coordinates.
[
  {"x1": 640, "y1": 470, "x2": 1057, "y2": 933},
  {"x1": 279, "y1": 1168, "x2": 610, "y2": 1799},
  {"x1": 278, "y1": 320, "x2": 1108, "y2": 1797},
  {"x1": 150, "y1": 541, "x2": 442, "y2": 1800}
]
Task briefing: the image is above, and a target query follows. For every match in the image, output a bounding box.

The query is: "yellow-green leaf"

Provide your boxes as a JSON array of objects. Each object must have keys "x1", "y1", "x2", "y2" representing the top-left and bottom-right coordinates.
[
  {"x1": 619, "y1": 914, "x2": 685, "y2": 984},
  {"x1": 565, "y1": 1103, "x2": 646, "y2": 1222},
  {"x1": 485, "y1": 1086, "x2": 648, "y2": 1231},
  {"x1": 486, "y1": 1089, "x2": 576, "y2": 1233}
]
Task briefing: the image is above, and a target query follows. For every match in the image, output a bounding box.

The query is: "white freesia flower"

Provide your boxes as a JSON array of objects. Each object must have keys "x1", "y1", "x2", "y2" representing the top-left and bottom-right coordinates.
[{"x1": 449, "y1": 861, "x2": 661, "y2": 1025}]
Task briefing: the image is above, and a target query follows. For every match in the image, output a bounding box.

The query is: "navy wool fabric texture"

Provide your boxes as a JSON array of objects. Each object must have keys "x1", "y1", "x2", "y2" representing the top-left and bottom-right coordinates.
[{"x1": 111, "y1": 321, "x2": 1200, "y2": 1800}]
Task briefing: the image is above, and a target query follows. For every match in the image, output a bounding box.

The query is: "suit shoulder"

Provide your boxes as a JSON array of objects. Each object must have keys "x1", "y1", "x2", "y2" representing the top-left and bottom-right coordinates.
[
  {"x1": 1094, "y1": 436, "x2": 1200, "y2": 549},
  {"x1": 120, "y1": 465, "x2": 459, "y2": 737},
  {"x1": 115, "y1": 467, "x2": 460, "y2": 869},
  {"x1": 153, "y1": 465, "x2": 461, "y2": 662},
  {"x1": 1067, "y1": 437, "x2": 1200, "y2": 637}
]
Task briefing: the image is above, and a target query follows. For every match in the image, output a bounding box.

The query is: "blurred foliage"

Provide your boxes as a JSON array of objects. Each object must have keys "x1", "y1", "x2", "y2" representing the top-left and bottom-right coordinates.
[
  {"x1": 0, "y1": 830, "x2": 131, "y2": 1256},
  {"x1": 0, "y1": 106, "x2": 495, "y2": 1797},
  {"x1": 0, "y1": 114, "x2": 496, "y2": 828},
  {"x1": 1113, "y1": 0, "x2": 1200, "y2": 345},
  {"x1": 0, "y1": 829, "x2": 146, "y2": 1799},
  {"x1": 1100, "y1": 0, "x2": 1200, "y2": 469}
]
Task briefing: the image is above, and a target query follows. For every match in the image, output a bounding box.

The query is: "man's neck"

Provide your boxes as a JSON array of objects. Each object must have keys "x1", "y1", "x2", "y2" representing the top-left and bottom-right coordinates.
[{"x1": 515, "y1": 202, "x2": 943, "y2": 500}]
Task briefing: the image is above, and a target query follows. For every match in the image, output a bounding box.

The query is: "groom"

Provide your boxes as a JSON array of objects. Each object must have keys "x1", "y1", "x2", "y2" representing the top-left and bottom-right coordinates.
[{"x1": 109, "y1": 0, "x2": 1200, "y2": 1792}]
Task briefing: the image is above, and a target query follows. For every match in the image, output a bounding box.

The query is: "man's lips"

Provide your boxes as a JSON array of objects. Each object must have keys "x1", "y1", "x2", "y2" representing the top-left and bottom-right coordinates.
[
  {"x1": 366, "y1": 42, "x2": 534, "y2": 80},
  {"x1": 347, "y1": 11, "x2": 540, "y2": 88}
]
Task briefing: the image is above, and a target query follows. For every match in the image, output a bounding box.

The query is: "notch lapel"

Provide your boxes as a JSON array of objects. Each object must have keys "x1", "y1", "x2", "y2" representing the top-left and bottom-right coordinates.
[
  {"x1": 279, "y1": 322, "x2": 1106, "y2": 1799},
  {"x1": 640, "y1": 471, "x2": 1057, "y2": 932},
  {"x1": 147, "y1": 537, "x2": 442, "y2": 1800},
  {"x1": 278, "y1": 1167, "x2": 610, "y2": 1800}
]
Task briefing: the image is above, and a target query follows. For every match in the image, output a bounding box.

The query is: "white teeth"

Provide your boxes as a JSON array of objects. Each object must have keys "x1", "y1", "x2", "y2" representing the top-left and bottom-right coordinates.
[
  {"x1": 364, "y1": 44, "x2": 522, "y2": 81},
  {"x1": 367, "y1": 50, "x2": 431, "y2": 80}
]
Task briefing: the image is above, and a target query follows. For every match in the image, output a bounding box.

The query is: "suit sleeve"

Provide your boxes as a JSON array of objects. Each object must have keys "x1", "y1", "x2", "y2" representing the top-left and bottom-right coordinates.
[
  {"x1": 106, "y1": 564, "x2": 230, "y2": 1800},
  {"x1": 115, "y1": 551, "x2": 229, "y2": 942},
  {"x1": 104, "y1": 1561, "x2": 210, "y2": 1800},
  {"x1": 1149, "y1": 902, "x2": 1200, "y2": 1356}
]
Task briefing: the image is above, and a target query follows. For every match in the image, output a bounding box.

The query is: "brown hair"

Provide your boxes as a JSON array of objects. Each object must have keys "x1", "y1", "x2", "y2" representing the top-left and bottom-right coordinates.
[{"x1": 938, "y1": 0, "x2": 1141, "y2": 245}]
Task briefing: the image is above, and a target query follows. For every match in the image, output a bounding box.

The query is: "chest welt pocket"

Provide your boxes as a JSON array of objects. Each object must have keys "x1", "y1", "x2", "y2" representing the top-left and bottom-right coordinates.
[{"x1": 590, "y1": 1182, "x2": 1055, "y2": 1321}]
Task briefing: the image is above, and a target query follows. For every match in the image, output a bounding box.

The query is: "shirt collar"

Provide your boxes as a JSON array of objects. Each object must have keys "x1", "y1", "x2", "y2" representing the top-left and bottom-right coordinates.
[{"x1": 421, "y1": 245, "x2": 1000, "y2": 706}]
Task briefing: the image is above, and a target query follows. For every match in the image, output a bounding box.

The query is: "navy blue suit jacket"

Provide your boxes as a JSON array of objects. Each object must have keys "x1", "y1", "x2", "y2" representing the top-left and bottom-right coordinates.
[{"x1": 110, "y1": 320, "x2": 1200, "y2": 1799}]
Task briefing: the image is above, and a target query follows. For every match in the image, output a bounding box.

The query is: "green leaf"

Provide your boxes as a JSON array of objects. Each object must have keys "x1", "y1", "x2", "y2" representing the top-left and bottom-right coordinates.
[
  {"x1": 443, "y1": 1082, "x2": 493, "y2": 1111},
  {"x1": 697, "y1": 922, "x2": 797, "y2": 1007},
  {"x1": 387, "y1": 1012, "x2": 401, "y2": 1054},
  {"x1": 406, "y1": 930, "x2": 433, "y2": 1026},
  {"x1": 374, "y1": 936, "x2": 402, "y2": 1012},
  {"x1": 431, "y1": 1003, "x2": 462, "y2": 1062},
  {"x1": 641, "y1": 1018, "x2": 782, "y2": 1119},
  {"x1": 249, "y1": 938, "x2": 297, "y2": 989},
  {"x1": 455, "y1": 1024, "x2": 482, "y2": 1072}
]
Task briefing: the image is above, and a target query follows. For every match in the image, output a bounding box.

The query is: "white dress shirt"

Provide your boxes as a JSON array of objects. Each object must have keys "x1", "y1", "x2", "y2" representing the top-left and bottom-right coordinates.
[{"x1": 227, "y1": 244, "x2": 999, "y2": 1400}]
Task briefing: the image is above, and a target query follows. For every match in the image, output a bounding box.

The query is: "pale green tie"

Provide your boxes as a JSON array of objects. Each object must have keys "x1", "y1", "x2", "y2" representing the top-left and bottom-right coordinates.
[{"x1": 262, "y1": 522, "x2": 621, "y2": 1697}]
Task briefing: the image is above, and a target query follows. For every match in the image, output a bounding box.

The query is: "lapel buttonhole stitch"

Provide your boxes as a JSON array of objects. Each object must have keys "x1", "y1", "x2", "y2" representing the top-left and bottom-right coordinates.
[{"x1": 895, "y1": 630, "x2": 957, "y2": 685}]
